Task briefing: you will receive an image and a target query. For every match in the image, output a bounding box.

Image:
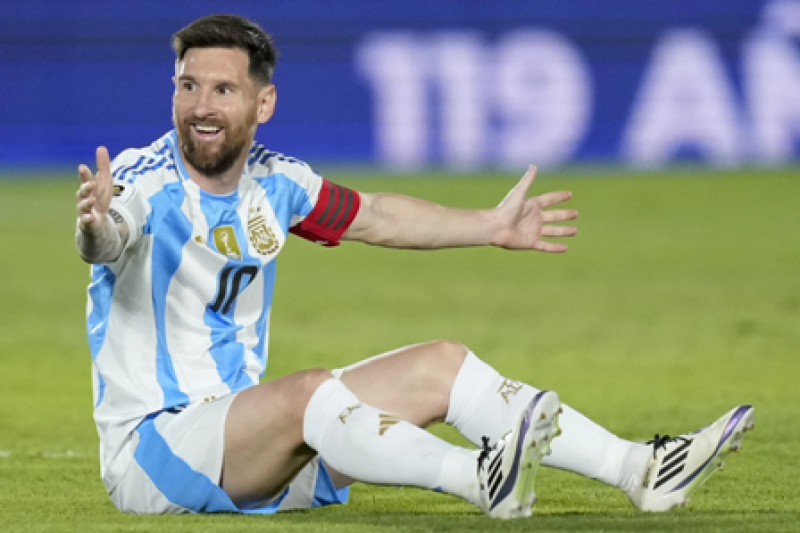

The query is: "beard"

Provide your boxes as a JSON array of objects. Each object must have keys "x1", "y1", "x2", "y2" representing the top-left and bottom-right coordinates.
[{"x1": 176, "y1": 116, "x2": 253, "y2": 177}]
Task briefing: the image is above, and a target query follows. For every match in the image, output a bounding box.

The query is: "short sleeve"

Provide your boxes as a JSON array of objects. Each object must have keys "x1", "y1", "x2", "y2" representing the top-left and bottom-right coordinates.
[
  {"x1": 108, "y1": 150, "x2": 153, "y2": 251},
  {"x1": 289, "y1": 174, "x2": 361, "y2": 247}
]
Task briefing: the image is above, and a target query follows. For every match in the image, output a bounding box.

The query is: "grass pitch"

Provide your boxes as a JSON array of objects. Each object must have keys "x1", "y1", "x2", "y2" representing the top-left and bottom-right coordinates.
[{"x1": 0, "y1": 168, "x2": 798, "y2": 531}]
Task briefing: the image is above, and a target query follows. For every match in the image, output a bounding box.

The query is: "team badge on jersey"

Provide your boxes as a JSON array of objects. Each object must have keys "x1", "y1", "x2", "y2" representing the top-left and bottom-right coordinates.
[
  {"x1": 212, "y1": 226, "x2": 242, "y2": 260},
  {"x1": 248, "y1": 214, "x2": 280, "y2": 256}
]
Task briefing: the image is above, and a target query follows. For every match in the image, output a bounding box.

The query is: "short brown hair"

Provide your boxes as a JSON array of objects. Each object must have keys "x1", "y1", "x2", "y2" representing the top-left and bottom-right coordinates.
[{"x1": 172, "y1": 15, "x2": 278, "y2": 85}]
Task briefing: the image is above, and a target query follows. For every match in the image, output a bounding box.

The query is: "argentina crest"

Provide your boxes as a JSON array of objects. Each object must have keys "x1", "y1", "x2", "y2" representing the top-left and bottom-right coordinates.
[{"x1": 248, "y1": 212, "x2": 280, "y2": 256}]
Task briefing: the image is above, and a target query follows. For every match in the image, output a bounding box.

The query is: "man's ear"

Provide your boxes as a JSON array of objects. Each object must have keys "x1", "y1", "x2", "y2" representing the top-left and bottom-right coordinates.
[{"x1": 256, "y1": 84, "x2": 277, "y2": 124}]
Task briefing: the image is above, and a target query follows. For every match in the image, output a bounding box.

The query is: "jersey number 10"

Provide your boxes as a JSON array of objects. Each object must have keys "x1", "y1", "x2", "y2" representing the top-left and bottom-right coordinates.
[{"x1": 209, "y1": 265, "x2": 259, "y2": 315}]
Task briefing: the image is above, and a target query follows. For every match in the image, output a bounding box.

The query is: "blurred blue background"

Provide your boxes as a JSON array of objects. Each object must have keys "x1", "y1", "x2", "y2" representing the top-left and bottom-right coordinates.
[{"x1": 1, "y1": 0, "x2": 799, "y2": 169}]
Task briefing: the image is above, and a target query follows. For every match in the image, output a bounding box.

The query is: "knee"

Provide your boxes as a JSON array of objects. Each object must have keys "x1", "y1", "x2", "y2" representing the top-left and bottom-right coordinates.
[
  {"x1": 282, "y1": 368, "x2": 334, "y2": 421},
  {"x1": 419, "y1": 340, "x2": 468, "y2": 378},
  {"x1": 297, "y1": 367, "x2": 335, "y2": 402},
  {"x1": 432, "y1": 339, "x2": 469, "y2": 367}
]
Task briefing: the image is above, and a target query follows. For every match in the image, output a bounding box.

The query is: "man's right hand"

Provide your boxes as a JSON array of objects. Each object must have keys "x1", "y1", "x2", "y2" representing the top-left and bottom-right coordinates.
[{"x1": 76, "y1": 146, "x2": 113, "y2": 233}]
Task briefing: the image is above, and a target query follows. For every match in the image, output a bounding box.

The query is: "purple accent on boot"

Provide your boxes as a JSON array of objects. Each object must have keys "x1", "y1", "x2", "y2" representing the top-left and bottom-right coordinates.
[
  {"x1": 670, "y1": 405, "x2": 752, "y2": 492},
  {"x1": 489, "y1": 391, "x2": 546, "y2": 510}
]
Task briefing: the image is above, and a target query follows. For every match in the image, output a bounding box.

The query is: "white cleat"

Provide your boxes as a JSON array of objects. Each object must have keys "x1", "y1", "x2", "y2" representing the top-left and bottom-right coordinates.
[
  {"x1": 626, "y1": 405, "x2": 755, "y2": 512},
  {"x1": 476, "y1": 390, "x2": 562, "y2": 519}
]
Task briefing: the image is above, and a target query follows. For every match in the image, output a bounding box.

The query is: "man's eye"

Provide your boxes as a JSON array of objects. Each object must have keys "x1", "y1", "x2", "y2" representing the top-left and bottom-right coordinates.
[
  {"x1": 182, "y1": 82, "x2": 194, "y2": 91},
  {"x1": 218, "y1": 86, "x2": 232, "y2": 95}
]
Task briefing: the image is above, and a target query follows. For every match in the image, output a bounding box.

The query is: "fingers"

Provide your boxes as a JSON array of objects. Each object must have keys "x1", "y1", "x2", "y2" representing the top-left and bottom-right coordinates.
[
  {"x1": 533, "y1": 240, "x2": 568, "y2": 253},
  {"x1": 498, "y1": 165, "x2": 538, "y2": 209},
  {"x1": 76, "y1": 178, "x2": 94, "y2": 198},
  {"x1": 514, "y1": 166, "x2": 574, "y2": 209},
  {"x1": 540, "y1": 205, "x2": 578, "y2": 238},
  {"x1": 76, "y1": 162, "x2": 99, "y2": 201},
  {"x1": 516, "y1": 165, "x2": 537, "y2": 195},
  {"x1": 76, "y1": 177, "x2": 96, "y2": 211},
  {"x1": 77, "y1": 189, "x2": 98, "y2": 231},
  {"x1": 77, "y1": 196, "x2": 96, "y2": 216},
  {"x1": 77, "y1": 163, "x2": 98, "y2": 222},
  {"x1": 76, "y1": 146, "x2": 112, "y2": 231},
  {"x1": 78, "y1": 164, "x2": 94, "y2": 183},
  {"x1": 542, "y1": 208, "x2": 578, "y2": 223},
  {"x1": 76, "y1": 165, "x2": 96, "y2": 215},
  {"x1": 78, "y1": 210, "x2": 98, "y2": 231},
  {"x1": 96, "y1": 146, "x2": 111, "y2": 176},
  {"x1": 537, "y1": 190, "x2": 572, "y2": 208},
  {"x1": 541, "y1": 225, "x2": 577, "y2": 238}
]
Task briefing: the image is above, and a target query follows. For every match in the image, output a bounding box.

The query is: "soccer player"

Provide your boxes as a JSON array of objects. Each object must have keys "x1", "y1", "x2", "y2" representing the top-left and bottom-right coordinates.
[{"x1": 74, "y1": 15, "x2": 754, "y2": 517}]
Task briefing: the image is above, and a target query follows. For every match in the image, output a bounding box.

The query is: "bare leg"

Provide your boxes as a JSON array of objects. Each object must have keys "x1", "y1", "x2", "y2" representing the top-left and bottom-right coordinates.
[
  {"x1": 222, "y1": 340, "x2": 467, "y2": 507},
  {"x1": 223, "y1": 359, "x2": 487, "y2": 512},
  {"x1": 338, "y1": 340, "x2": 467, "y2": 425},
  {"x1": 222, "y1": 368, "x2": 332, "y2": 508},
  {"x1": 221, "y1": 341, "x2": 469, "y2": 507}
]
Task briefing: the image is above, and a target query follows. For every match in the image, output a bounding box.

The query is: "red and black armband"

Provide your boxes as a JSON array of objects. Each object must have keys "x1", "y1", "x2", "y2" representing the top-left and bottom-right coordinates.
[{"x1": 290, "y1": 180, "x2": 361, "y2": 246}]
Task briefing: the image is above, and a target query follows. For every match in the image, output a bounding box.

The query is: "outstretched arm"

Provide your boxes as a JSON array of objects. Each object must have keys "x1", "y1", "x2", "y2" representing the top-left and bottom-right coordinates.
[
  {"x1": 342, "y1": 166, "x2": 577, "y2": 252},
  {"x1": 75, "y1": 146, "x2": 130, "y2": 263}
]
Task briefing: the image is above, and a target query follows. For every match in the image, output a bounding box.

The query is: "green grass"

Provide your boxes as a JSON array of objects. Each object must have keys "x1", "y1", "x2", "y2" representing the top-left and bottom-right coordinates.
[{"x1": 1, "y1": 168, "x2": 799, "y2": 531}]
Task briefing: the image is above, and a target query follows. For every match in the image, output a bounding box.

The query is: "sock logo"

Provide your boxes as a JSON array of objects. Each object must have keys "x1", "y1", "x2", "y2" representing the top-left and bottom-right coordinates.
[
  {"x1": 338, "y1": 403, "x2": 362, "y2": 424},
  {"x1": 379, "y1": 413, "x2": 400, "y2": 435},
  {"x1": 497, "y1": 379, "x2": 523, "y2": 404}
]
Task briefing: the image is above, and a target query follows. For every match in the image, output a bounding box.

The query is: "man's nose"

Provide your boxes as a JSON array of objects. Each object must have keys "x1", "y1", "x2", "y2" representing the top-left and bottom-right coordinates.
[{"x1": 192, "y1": 89, "x2": 216, "y2": 118}]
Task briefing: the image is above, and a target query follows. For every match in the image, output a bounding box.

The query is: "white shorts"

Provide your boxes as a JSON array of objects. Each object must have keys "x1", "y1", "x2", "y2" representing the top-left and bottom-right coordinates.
[{"x1": 108, "y1": 394, "x2": 350, "y2": 514}]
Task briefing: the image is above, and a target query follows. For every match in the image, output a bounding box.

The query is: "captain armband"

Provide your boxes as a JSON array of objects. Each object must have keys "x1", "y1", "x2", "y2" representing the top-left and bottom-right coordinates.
[{"x1": 290, "y1": 181, "x2": 361, "y2": 247}]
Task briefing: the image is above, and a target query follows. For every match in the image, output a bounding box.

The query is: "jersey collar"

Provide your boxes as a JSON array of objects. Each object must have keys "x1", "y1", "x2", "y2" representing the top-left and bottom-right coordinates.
[{"x1": 165, "y1": 130, "x2": 192, "y2": 182}]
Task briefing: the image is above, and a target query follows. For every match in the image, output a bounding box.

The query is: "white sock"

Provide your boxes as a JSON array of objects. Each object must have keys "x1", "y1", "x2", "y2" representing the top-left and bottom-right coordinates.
[
  {"x1": 445, "y1": 351, "x2": 650, "y2": 491},
  {"x1": 303, "y1": 378, "x2": 483, "y2": 506}
]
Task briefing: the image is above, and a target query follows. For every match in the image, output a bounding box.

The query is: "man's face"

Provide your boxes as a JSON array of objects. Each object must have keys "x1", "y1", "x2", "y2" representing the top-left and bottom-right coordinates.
[{"x1": 173, "y1": 47, "x2": 273, "y2": 177}]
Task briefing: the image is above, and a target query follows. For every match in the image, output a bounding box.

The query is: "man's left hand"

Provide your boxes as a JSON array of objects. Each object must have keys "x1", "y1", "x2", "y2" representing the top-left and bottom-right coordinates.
[{"x1": 491, "y1": 165, "x2": 578, "y2": 252}]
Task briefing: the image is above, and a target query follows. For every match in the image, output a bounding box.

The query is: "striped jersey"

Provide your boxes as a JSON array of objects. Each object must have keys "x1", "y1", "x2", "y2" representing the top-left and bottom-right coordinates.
[{"x1": 86, "y1": 130, "x2": 360, "y2": 487}]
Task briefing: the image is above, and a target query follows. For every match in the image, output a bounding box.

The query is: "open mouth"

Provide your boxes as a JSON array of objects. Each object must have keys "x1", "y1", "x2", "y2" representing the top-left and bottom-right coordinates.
[{"x1": 191, "y1": 123, "x2": 224, "y2": 141}]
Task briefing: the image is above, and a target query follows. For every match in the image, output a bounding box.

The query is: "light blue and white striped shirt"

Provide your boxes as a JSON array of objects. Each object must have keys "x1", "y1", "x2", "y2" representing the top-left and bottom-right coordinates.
[{"x1": 87, "y1": 130, "x2": 332, "y2": 485}]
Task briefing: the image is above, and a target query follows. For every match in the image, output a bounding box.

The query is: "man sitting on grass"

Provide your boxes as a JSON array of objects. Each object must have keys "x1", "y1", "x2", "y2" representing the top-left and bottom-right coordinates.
[{"x1": 75, "y1": 14, "x2": 754, "y2": 517}]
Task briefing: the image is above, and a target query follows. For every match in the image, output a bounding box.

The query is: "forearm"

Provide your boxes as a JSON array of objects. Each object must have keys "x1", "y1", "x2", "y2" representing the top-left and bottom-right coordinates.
[
  {"x1": 344, "y1": 193, "x2": 502, "y2": 249},
  {"x1": 76, "y1": 214, "x2": 128, "y2": 263}
]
